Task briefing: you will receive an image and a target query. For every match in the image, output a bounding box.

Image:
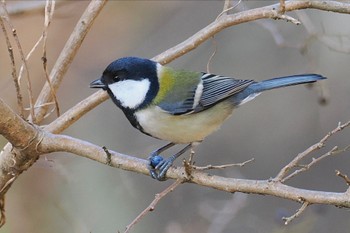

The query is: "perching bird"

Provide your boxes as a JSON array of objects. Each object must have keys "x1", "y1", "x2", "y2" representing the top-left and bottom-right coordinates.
[{"x1": 90, "y1": 57, "x2": 326, "y2": 181}]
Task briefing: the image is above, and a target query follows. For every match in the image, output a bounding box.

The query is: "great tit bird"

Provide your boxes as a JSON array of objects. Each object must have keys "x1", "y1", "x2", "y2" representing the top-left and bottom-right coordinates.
[{"x1": 90, "y1": 56, "x2": 326, "y2": 181}]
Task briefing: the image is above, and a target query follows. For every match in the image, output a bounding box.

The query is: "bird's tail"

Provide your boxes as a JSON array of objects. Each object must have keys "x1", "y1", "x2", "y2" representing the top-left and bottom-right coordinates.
[
  {"x1": 231, "y1": 74, "x2": 326, "y2": 106},
  {"x1": 248, "y1": 74, "x2": 326, "y2": 93}
]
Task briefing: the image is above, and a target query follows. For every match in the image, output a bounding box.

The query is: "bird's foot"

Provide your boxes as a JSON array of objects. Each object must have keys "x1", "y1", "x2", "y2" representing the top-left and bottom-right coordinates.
[{"x1": 148, "y1": 153, "x2": 176, "y2": 181}]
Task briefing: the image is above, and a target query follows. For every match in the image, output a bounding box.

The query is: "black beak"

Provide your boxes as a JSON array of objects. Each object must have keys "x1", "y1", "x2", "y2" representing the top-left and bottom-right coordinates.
[{"x1": 90, "y1": 78, "x2": 105, "y2": 88}]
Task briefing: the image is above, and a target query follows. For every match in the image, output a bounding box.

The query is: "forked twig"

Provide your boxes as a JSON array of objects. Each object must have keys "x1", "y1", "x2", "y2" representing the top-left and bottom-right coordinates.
[
  {"x1": 123, "y1": 179, "x2": 184, "y2": 233},
  {"x1": 217, "y1": 0, "x2": 242, "y2": 19},
  {"x1": 281, "y1": 146, "x2": 347, "y2": 182},
  {"x1": 274, "y1": 121, "x2": 350, "y2": 182},
  {"x1": 283, "y1": 201, "x2": 309, "y2": 225}
]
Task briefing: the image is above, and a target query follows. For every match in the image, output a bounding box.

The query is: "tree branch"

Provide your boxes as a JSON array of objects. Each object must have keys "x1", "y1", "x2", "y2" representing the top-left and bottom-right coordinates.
[
  {"x1": 38, "y1": 131, "x2": 350, "y2": 209},
  {"x1": 123, "y1": 179, "x2": 184, "y2": 233},
  {"x1": 0, "y1": 99, "x2": 42, "y2": 197}
]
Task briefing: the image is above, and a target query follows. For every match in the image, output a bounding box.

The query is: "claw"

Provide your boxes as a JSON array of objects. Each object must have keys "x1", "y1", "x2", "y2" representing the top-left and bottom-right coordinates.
[
  {"x1": 157, "y1": 159, "x2": 173, "y2": 179},
  {"x1": 149, "y1": 168, "x2": 159, "y2": 180}
]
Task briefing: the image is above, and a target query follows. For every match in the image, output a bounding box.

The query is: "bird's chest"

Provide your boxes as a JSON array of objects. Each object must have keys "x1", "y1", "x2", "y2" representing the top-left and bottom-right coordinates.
[{"x1": 134, "y1": 102, "x2": 234, "y2": 144}]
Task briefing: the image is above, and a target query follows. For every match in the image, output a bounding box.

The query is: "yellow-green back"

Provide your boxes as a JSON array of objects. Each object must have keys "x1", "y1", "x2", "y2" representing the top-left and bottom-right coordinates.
[{"x1": 153, "y1": 66, "x2": 201, "y2": 106}]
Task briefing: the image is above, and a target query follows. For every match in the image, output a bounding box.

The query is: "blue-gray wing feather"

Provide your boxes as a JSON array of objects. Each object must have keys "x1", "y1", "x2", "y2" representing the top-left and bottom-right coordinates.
[{"x1": 159, "y1": 73, "x2": 254, "y2": 115}]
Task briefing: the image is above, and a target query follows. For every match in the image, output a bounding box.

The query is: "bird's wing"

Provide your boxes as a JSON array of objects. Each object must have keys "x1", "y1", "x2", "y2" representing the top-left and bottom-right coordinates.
[{"x1": 157, "y1": 72, "x2": 254, "y2": 115}]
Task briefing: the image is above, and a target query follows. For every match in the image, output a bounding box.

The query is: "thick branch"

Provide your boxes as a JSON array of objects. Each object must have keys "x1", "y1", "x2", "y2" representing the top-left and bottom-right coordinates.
[
  {"x1": 0, "y1": 99, "x2": 37, "y2": 149},
  {"x1": 36, "y1": 133, "x2": 350, "y2": 208},
  {"x1": 44, "y1": 90, "x2": 108, "y2": 134},
  {"x1": 0, "y1": 99, "x2": 42, "y2": 195}
]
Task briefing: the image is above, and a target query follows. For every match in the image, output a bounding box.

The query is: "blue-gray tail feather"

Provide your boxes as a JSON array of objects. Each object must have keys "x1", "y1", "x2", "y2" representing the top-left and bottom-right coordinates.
[
  {"x1": 248, "y1": 74, "x2": 326, "y2": 93},
  {"x1": 230, "y1": 74, "x2": 326, "y2": 106}
]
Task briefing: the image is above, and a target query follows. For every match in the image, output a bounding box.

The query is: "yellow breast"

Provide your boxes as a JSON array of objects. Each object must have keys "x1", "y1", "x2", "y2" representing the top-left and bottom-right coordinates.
[{"x1": 135, "y1": 101, "x2": 234, "y2": 144}]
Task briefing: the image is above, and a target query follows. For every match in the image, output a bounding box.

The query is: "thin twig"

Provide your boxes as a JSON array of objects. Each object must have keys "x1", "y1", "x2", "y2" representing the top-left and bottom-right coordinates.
[
  {"x1": 24, "y1": 102, "x2": 55, "y2": 110},
  {"x1": 281, "y1": 146, "x2": 339, "y2": 182},
  {"x1": 0, "y1": 1, "x2": 36, "y2": 122},
  {"x1": 283, "y1": 201, "x2": 309, "y2": 225},
  {"x1": 274, "y1": 121, "x2": 350, "y2": 182},
  {"x1": 206, "y1": 36, "x2": 217, "y2": 74},
  {"x1": 281, "y1": 145, "x2": 350, "y2": 183},
  {"x1": 217, "y1": 0, "x2": 242, "y2": 20},
  {"x1": 123, "y1": 179, "x2": 184, "y2": 233},
  {"x1": 217, "y1": 0, "x2": 233, "y2": 19},
  {"x1": 193, "y1": 158, "x2": 254, "y2": 171},
  {"x1": 183, "y1": 144, "x2": 198, "y2": 179},
  {"x1": 336, "y1": 170, "x2": 350, "y2": 186},
  {"x1": 209, "y1": 0, "x2": 242, "y2": 73},
  {"x1": 222, "y1": 0, "x2": 232, "y2": 14},
  {"x1": 0, "y1": 8, "x2": 24, "y2": 118},
  {"x1": 42, "y1": 0, "x2": 60, "y2": 118},
  {"x1": 18, "y1": 37, "x2": 42, "y2": 82},
  {"x1": 0, "y1": 197, "x2": 5, "y2": 227},
  {"x1": 272, "y1": 13, "x2": 301, "y2": 25}
]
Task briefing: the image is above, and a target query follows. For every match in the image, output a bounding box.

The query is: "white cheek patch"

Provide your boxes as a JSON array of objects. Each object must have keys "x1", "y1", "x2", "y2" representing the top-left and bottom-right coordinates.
[{"x1": 108, "y1": 79, "x2": 150, "y2": 109}]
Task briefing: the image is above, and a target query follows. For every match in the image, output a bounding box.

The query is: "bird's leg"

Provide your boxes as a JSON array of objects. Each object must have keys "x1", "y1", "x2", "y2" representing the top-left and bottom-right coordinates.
[{"x1": 148, "y1": 143, "x2": 192, "y2": 181}]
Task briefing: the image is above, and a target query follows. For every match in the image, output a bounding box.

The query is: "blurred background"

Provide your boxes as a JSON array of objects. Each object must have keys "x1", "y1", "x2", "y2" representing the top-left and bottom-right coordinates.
[{"x1": 0, "y1": 1, "x2": 350, "y2": 233}]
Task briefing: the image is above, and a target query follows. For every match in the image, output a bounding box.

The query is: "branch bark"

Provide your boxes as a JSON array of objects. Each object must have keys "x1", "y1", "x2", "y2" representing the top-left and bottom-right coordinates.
[
  {"x1": 42, "y1": 134, "x2": 350, "y2": 208},
  {"x1": 0, "y1": 99, "x2": 41, "y2": 195}
]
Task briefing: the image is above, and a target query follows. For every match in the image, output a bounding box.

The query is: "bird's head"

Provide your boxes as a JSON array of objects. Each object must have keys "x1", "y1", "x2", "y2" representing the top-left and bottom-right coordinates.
[{"x1": 90, "y1": 57, "x2": 159, "y2": 110}]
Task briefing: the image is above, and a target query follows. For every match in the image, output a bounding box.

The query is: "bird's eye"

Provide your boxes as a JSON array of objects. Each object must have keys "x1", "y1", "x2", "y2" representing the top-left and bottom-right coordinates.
[{"x1": 113, "y1": 76, "x2": 120, "y2": 81}]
